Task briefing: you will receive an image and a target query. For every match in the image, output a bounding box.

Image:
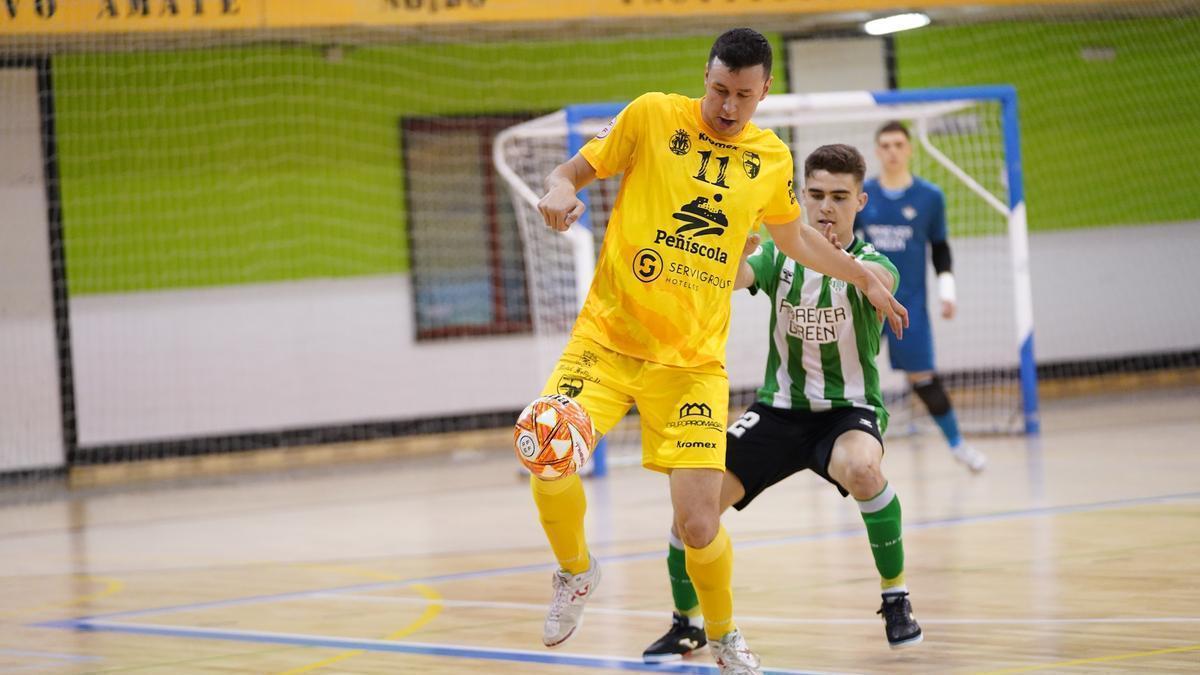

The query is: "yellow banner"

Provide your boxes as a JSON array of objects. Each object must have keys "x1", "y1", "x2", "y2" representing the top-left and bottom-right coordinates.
[
  {"x1": 1, "y1": 0, "x2": 264, "y2": 34},
  {"x1": 1, "y1": 0, "x2": 1112, "y2": 35},
  {"x1": 266, "y1": 0, "x2": 1108, "y2": 29}
]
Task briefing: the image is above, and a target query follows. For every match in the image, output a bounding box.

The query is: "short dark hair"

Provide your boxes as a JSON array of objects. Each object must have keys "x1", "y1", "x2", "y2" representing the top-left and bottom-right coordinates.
[
  {"x1": 875, "y1": 120, "x2": 911, "y2": 140},
  {"x1": 804, "y1": 144, "x2": 867, "y2": 185},
  {"x1": 708, "y1": 28, "x2": 772, "y2": 75}
]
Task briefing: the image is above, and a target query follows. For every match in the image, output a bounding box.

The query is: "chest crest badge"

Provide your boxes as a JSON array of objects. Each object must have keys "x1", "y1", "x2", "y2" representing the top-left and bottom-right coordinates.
[
  {"x1": 741, "y1": 151, "x2": 760, "y2": 179},
  {"x1": 669, "y1": 129, "x2": 691, "y2": 156}
]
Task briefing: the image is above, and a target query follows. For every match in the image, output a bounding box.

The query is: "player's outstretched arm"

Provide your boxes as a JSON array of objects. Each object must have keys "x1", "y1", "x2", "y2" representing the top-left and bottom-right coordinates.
[
  {"x1": 765, "y1": 217, "x2": 909, "y2": 336},
  {"x1": 733, "y1": 233, "x2": 762, "y2": 291},
  {"x1": 538, "y1": 153, "x2": 598, "y2": 232},
  {"x1": 862, "y1": 262, "x2": 897, "y2": 298}
]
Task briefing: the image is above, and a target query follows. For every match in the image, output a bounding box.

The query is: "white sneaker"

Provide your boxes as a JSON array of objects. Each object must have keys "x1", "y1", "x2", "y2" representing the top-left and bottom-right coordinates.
[
  {"x1": 951, "y1": 443, "x2": 987, "y2": 472},
  {"x1": 542, "y1": 555, "x2": 600, "y2": 647},
  {"x1": 710, "y1": 629, "x2": 762, "y2": 674}
]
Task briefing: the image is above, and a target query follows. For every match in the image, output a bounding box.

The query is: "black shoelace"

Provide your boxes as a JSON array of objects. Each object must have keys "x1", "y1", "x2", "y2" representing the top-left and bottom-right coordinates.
[{"x1": 877, "y1": 592, "x2": 910, "y2": 622}]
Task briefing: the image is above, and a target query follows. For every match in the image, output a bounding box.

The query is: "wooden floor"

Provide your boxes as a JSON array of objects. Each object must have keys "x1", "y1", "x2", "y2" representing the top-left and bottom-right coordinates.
[{"x1": 2, "y1": 388, "x2": 1199, "y2": 674}]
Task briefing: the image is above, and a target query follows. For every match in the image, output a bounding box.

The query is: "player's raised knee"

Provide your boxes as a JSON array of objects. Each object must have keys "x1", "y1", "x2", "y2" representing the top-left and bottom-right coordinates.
[
  {"x1": 830, "y1": 434, "x2": 885, "y2": 497},
  {"x1": 839, "y1": 457, "x2": 884, "y2": 496}
]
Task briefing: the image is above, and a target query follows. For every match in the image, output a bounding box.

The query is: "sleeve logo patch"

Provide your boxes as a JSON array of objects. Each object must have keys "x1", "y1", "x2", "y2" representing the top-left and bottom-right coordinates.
[{"x1": 596, "y1": 117, "x2": 616, "y2": 140}]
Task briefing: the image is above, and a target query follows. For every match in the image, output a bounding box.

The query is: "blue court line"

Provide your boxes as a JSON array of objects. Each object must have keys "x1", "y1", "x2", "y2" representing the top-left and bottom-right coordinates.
[
  {"x1": 29, "y1": 491, "x2": 1199, "y2": 674},
  {"x1": 33, "y1": 489, "x2": 1200, "y2": 627},
  {"x1": 42, "y1": 620, "x2": 846, "y2": 675},
  {"x1": 0, "y1": 648, "x2": 100, "y2": 662}
]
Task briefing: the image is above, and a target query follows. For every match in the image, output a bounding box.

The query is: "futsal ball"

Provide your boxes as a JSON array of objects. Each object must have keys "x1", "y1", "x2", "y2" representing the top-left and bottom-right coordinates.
[{"x1": 514, "y1": 394, "x2": 596, "y2": 480}]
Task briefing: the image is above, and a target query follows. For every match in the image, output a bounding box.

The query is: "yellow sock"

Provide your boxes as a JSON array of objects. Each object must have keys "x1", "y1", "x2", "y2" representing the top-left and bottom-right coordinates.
[
  {"x1": 684, "y1": 525, "x2": 736, "y2": 640},
  {"x1": 529, "y1": 474, "x2": 590, "y2": 575}
]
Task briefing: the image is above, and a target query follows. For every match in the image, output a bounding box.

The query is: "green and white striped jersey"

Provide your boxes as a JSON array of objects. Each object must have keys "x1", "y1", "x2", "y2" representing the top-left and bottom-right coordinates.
[{"x1": 746, "y1": 238, "x2": 900, "y2": 432}]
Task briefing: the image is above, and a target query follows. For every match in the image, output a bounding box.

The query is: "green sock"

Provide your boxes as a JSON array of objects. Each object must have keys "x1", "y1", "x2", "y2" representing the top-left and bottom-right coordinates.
[
  {"x1": 858, "y1": 483, "x2": 905, "y2": 590},
  {"x1": 667, "y1": 533, "x2": 701, "y2": 618}
]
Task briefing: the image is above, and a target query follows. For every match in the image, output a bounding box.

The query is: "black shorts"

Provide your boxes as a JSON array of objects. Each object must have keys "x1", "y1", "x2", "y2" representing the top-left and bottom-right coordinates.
[{"x1": 726, "y1": 402, "x2": 884, "y2": 510}]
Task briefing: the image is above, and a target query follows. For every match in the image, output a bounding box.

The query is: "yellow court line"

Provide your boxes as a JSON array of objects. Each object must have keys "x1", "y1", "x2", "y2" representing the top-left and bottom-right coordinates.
[
  {"x1": 1, "y1": 576, "x2": 125, "y2": 618},
  {"x1": 276, "y1": 583, "x2": 443, "y2": 675},
  {"x1": 66, "y1": 576, "x2": 126, "y2": 606},
  {"x1": 976, "y1": 643, "x2": 1200, "y2": 674}
]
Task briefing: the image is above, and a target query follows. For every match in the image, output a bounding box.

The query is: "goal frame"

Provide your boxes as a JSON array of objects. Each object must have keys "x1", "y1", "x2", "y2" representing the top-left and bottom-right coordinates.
[{"x1": 496, "y1": 85, "x2": 1040, "y2": 476}]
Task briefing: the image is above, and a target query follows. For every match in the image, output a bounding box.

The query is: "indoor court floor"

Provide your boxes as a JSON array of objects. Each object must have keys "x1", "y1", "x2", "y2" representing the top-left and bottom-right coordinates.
[{"x1": 2, "y1": 387, "x2": 1198, "y2": 674}]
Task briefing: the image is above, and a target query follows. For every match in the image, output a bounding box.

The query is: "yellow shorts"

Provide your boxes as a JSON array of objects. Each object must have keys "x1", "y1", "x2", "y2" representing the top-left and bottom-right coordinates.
[{"x1": 541, "y1": 335, "x2": 728, "y2": 473}]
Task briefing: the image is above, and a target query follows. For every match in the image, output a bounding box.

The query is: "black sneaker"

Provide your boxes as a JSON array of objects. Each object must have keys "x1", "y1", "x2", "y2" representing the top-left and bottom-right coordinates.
[
  {"x1": 642, "y1": 612, "x2": 707, "y2": 663},
  {"x1": 878, "y1": 592, "x2": 923, "y2": 649}
]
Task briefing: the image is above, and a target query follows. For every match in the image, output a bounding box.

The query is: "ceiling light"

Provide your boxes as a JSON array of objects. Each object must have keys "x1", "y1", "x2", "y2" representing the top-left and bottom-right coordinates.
[{"x1": 864, "y1": 13, "x2": 931, "y2": 36}]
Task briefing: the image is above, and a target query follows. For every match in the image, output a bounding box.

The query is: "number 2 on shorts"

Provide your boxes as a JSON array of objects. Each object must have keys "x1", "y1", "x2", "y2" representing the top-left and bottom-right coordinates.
[{"x1": 727, "y1": 410, "x2": 761, "y2": 439}]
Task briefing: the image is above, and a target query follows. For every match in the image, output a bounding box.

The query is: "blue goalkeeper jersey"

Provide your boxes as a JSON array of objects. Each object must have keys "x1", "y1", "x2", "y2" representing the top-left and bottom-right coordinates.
[{"x1": 855, "y1": 176, "x2": 947, "y2": 307}]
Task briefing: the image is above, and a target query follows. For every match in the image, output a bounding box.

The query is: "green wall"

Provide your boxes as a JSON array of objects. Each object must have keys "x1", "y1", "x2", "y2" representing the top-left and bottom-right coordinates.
[
  {"x1": 57, "y1": 19, "x2": 1196, "y2": 295},
  {"x1": 53, "y1": 35, "x2": 787, "y2": 295},
  {"x1": 897, "y1": 18, "x2": 1200, "y2": 231}
]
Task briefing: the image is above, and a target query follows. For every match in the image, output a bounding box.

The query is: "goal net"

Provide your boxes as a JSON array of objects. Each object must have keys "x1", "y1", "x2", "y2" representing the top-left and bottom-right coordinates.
[
  {"x1": 495, "y1": 88, "x2": 1037, "y2": 469},
  {"x1": 2, "y1": 5, "x2": 1197, "y2": 495}
]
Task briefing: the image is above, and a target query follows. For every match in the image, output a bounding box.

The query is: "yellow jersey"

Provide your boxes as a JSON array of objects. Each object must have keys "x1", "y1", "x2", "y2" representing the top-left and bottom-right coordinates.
[{"x1": 575, "y1": 92, "x2": 801, "y2": 368}]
